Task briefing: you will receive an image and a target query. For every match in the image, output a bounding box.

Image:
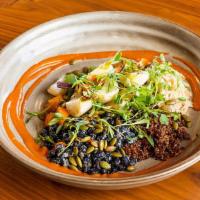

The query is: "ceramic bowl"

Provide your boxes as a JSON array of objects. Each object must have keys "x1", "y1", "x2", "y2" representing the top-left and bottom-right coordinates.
[{"x1": 0, "y1": 11, "x2": 200, "y2": 190}]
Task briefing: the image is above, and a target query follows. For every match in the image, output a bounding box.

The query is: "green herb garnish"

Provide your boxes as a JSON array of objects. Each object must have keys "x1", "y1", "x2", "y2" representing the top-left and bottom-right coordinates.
[
  {"x1": 64, "y1": 73, "x2": 77, "y2": 84},
  {"x1": 160, "y1": 114, "x2": 169, "y2": 125},
  {"x1": 113, "y1": 51, "x2": 122, "y2": 61}
]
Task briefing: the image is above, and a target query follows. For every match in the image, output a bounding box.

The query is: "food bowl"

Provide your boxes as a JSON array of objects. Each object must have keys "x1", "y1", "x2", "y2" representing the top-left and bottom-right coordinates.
[{"x1": 0, "y1": 11, "x2": 200, "y2": 190}]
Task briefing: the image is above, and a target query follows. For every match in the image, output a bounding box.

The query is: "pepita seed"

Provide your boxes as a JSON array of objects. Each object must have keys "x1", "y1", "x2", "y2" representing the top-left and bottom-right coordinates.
[
  {"x1": 94, "y1": 128, "x2": 103, "y2": 134},
  {"x1": 115, "y1": 118, "x2": 122, "y2": 125},
  {"x1": 91, "y1": 140, "x2": 98, "y2": 147},
  {"x1": 76, "y1": 156, "x2": 82, "y2": 168},
  {"x1": 182, "y1": 114, "x2": 191, "y2": 122},
  {"x1": 69, "y1": 165, "x2": 79, "y2": 171},
  {"x1": 110, "y1": 138, "x2": 117, "y2": 146},
  {"x1": 100, "y1": 161, "x2": 111, "y2": 170},
  {"x1": 80, "y1": 125, "x2": 88, "y2": 131},
  {"x1": 111, "y1": 152, "x2": 122, "y2": 158},
  {"x1": 73, "y1": 147, "x2": 79, "y2": 155},
  {"x1": 173, "y1": 122, "x2": 179, "y2": 130},
  {"x1": 105, "y1": 146, "x2": 116, "y2": 152},
  {"x1": 127, "y1": 165, "x2": 135, "y2": 172},
  {"x1": 86, "y1": 146, "x2": 95, "y2": 154},
  {"x1": 69, "y1": 157, "x2": 77, "y2": 166},
  {"x1": 104, "y1": 140, "x2": 108, "y2": 149},
  {"x1": 120, "y1": 148, "x2": 126, "y2": 156},
  {"x1": 99, "y1": 140, "x2": 104, "y2": 151},
  {"x1": 95, "y1": 124, "x2": 102, "y2": 129},
  {"x1": 81, "y1": 136, "x2": 91, "y2": 142},
  {"x1": 165, "y1": 99, "x2": 176, "y2": 105},
  {"x1": 56, "y1": 124, "x2": 63, "y2": 134}
]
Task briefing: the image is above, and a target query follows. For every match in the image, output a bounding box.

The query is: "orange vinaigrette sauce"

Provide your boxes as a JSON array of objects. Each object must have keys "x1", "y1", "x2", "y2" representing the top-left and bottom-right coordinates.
[{"x1": 2, "y1": 50, "x2": 200, "y2": 177}]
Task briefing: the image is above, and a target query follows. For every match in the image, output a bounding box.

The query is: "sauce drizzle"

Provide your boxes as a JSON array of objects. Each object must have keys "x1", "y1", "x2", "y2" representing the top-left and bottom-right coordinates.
[{"x1": 2, "y1": 50, "x2": 200, "y2": 178}]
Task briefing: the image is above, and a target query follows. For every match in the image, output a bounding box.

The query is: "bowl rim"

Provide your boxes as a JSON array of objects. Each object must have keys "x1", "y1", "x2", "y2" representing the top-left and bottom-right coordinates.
[{"x1": 0, "y1": 11, "x2": 200, "y2": 185}]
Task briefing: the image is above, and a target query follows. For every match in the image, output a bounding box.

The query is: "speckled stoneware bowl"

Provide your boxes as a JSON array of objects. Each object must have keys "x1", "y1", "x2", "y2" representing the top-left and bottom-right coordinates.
[{"x1": 0, "y1": 11, "x2": 200, "y2": 190}]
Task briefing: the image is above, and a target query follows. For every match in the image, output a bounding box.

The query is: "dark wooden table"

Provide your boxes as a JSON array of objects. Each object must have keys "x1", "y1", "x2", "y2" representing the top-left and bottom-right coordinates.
[{"x1": 0, "y1": 1, "x2": 200, "y2": 199}]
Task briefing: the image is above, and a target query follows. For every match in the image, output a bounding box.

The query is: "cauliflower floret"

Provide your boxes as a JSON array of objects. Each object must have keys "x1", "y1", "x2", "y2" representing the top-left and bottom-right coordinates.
[
  {"x1": 66, "y1": 98, "x2": 92, "y2": 117},
  {"x1": 94, "y1": 82, "x2": 119, "y2": 103},
  {"x1": 121, "y1": 71, "x2": 149, "y2": 87},
  {"x1": 47, "y1": 75, "x2": 67, "y2": 96}
]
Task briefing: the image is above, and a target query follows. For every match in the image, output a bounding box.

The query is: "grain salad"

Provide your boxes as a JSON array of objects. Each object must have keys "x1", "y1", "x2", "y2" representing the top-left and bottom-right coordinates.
[{"x1": 26, "y1": 52, "x2": 193, "y2": 175}]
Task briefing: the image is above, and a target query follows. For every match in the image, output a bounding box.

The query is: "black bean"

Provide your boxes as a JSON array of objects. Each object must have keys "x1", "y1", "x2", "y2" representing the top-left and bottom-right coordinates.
[
  {"x1": 129, "y1": 158, "x2": 137, "y2": 166},
  {"x1": 87, "y1": 168, "x2": 96, "y2": 174},
  {"x1": 118, "y1": 164, "x2": 125, "y2": 170},
  {"x1": 105, "y1": 153, "x2": 112, "y2": 162},
  {"x1": 107, "y1": 119, "x2": 114, "y2": 125},
  {"x1": 114, "y1": 158, "x2": 121, "y2": 165},
  {"x1": 47, "y1": 150, "x2": 56, "y2": 159},
  {"x1": 40, "y1": 111, "x2": 142, "y2": 174},
  {"x1": 95, "y1": 152, "x2": 105, "y2": 158},
  {"x1": 83, "y1": 156, "x2": 90, "y2": 164},
  {"x1": 60, "y1": 158, "x2": 69, "y2": 167},
  {"x1": 49, "y1": 125, "x2": 57, "y2": 133},
  {"x1": 44, "y1": 141, "x2": 53, "y2": 149},
  {"x1": 83, "y1": 166, "x2": 90, "y2": 173},
  {"x1": 122, "y1": 156, "x2": 129, "y2": 166},
  {"x1": 94, "y1": 161, "x2": 101, "y2": 170},
  {"x1": 86, "y1": 127, "x2": 94, "y2": 135},
  {"x1": 78, "y1": 130, "x2": 86, "y2": 138},
  {"x1": 61, "y1": 152, "x2": 69, "y2": 158},
  {"x1": 40, "y1": 128, "x2": 48, "y2": 136},
  {"x1": 111, "y1": 167, "x2": 118, "y2": 173},
  {"x1": 90, "y1": 134, "x2": 96, "y2": 140},
  {"x1": 116, "y1": 140, "x2": 123, "y2": 148},
  {"x1": 79, "y1": 145, "x2": 87, "y2": 153},
  {"x1": 101, "y1": 169, "x2": 107, "y2": 174}
]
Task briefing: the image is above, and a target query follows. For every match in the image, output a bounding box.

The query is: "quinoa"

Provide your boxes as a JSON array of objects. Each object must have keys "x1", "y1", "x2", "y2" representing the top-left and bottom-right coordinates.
[{"x1": 124, "y1": 117, "x2": 190, "y2": 161}]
